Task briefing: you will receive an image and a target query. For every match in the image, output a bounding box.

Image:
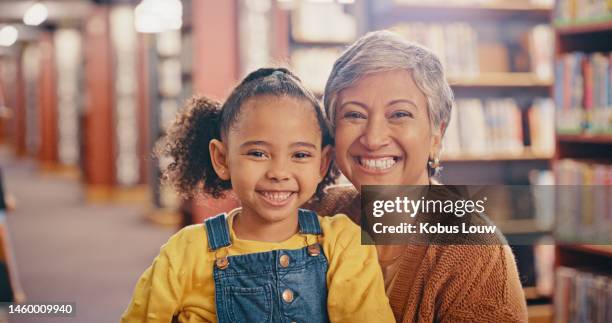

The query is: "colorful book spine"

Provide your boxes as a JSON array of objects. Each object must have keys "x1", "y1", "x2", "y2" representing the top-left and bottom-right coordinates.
[
  {"x1": 554, "y1": 266, "x2": 612, "y2": 323},
  {"x1": 555, "y1": 52, "x2": 612, "y2": 134}
]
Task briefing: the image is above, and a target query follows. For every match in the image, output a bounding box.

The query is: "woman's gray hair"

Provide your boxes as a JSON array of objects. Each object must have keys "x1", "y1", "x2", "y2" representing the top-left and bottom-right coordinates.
[{"x1": 324, "y1": 30, "x2": 454, "y2": 135}]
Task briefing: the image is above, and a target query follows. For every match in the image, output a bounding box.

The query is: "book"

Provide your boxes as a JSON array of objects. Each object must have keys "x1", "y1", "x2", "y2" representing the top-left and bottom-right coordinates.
[
  {"x1": 554, "y1": 266, "x2": 612, "y2": 323},
  {"x1": 554, "y1": 160, "x2": 612, "y2": 243},
  {"x1": 443, "y1": 98, "x2": 544, "y2": 158},
  {"x1": 554, "y1": 0, "x2": 612, "y2": 24},
  {"x1": 391, "y1": 22, "x2": 479, "y2": 79},
  {"x1": 555, "y1": 52, "x2": 612, "y2": 134}
]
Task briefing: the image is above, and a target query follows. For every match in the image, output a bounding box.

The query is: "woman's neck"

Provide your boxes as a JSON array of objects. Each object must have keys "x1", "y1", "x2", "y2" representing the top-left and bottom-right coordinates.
[{"x1": 232, "y1": 207, "x2": 299, "y2": 243}]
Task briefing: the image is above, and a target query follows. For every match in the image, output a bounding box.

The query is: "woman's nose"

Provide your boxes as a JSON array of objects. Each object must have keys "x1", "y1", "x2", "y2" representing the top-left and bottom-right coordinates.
[
  {"x1": 359, "y1": 116, "x2": 391, "y2": 150},
  {"x1": 266, "y1": 159, "x2": 290, "y2": 181}
]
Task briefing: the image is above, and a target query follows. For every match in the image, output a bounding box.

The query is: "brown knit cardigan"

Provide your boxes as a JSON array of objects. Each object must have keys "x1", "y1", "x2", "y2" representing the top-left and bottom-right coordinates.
[{"x1": 308, "y1": 185, "x2": 528, "y2": 323}]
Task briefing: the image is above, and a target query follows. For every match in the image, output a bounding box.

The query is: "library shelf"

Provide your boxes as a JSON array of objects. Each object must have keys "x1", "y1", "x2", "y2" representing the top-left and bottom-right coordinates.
[
  {"x1": 373, "y1": 2, "x2": 552, "y2": 24},
  {"x1": 557, "y1": 134, "x2": 612, "y2": 144},
  {"x1": 553, "y1": 12, "x2": 612, "y2": 317},
  {"x1": 289, "y1": 39, "x2": 350, "y2": 47},
  {"x1": 447, "y1": 73, "x2": 553, "y2": 88},
  {"x1": 555, "y1": 18, "x2": 612, "y2": 35},
  {"x1": 443, "y1": 151, "x2": 552, "y2": 162},
  {"x1": 496, "y1": 219, "x2": 550, "y2": 235},
  {"x1": 556, "y1": 244, "x2": 612, "y2": 258},
  {"x1": 527, "y1": 304, "x2": 553, "y2": 323}
]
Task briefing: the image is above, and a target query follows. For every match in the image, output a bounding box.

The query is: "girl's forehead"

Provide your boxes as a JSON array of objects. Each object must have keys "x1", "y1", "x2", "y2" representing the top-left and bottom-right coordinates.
[{"x1": 229, "y1": 96, "x2": 322, "y2": 142}]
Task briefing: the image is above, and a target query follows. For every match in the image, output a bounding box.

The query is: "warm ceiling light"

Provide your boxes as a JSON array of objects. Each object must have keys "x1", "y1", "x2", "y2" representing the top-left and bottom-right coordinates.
[
  {"x1": 134, "y1": 0, "x2": 182, "y2": 33},
  {"x1": 0, "y1": 25, "x2": 19, "y2": 47},
  {"x1": 23, "y1": 2, "x2": 49, "y2": 26}
]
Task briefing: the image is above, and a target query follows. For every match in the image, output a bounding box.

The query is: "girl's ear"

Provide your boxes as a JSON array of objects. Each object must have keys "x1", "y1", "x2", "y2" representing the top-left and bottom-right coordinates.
[
  {"x1": 319, "y1": 145, "x2": 333, "y2": 180},
  {"x1": 209, "y1": 139, "x2": 231, "y2": 180}
]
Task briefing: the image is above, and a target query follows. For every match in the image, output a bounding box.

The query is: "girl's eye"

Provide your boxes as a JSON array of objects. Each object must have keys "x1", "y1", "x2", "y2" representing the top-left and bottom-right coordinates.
[
  {"x1": 390, "y1": 110, "x2": 413, "y2": 119},
  {"x1": 343, "y1": 111, "x2": 367, "y2": 119},
  {"x1": 293, "y1": 152, "x2": 312, "y2": 159},
  {"x1": 247, "y1": 150, "x2": 268, "y2": 159}
]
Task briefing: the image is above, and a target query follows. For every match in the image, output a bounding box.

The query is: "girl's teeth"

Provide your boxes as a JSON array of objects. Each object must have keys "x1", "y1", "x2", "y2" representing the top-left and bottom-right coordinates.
[
  {"x1": 360, "y1": 157, "x2": 396, "y2": 170},
  {"x1": 261, "y1": 191, "x2": 292, "y2": 201}
]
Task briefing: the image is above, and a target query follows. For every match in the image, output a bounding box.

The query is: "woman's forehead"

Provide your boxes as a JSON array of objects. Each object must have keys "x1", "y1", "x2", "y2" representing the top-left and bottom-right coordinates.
[{"x1": 337, "y1": 70, "x2": 427, "y2": 108}]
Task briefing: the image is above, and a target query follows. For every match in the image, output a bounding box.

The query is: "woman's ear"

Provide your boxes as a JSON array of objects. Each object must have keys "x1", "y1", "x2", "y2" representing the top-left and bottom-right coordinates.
[
  {"x1": 429, "y1": 124, "x2": 444, "y2": 160},
  {"x1": 319, "y1": 145, "x2": 334, "y2": 180},
  {"x1": 209, "y1": 139, "x2": 231, "y2": 180}
]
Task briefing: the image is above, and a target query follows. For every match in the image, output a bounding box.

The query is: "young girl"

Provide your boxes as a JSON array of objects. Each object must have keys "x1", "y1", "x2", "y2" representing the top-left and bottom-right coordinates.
[{"x1": 121, "y1": 68, "x2": 394, "y2": 323}]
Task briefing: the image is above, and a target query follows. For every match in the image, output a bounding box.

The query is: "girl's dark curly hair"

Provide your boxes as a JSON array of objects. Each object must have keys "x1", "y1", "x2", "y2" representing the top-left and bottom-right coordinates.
[{"x1": 156, "y1": 67, "x2": 339, "y2": 200}]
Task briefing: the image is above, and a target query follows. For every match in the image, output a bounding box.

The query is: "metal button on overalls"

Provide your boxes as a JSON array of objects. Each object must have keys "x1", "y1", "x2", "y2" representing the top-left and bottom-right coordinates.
[
  {"x1": 282, "y1": 289, "x2": 294, "y2": 303},
  {"x1": 279, "y1": 254, "x2": 290, "y2": 267}
]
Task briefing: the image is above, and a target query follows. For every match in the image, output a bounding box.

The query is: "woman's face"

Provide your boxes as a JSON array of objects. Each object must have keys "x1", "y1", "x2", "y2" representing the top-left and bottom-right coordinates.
[{"x1": 333, "y1": 70, "x2": 442, "y2": 188}]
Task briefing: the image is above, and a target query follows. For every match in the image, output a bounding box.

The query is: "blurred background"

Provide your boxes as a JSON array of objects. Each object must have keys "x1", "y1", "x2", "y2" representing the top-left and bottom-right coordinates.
[{"x1": 0, "y1": 0, "x2": 611, "y2": 322}]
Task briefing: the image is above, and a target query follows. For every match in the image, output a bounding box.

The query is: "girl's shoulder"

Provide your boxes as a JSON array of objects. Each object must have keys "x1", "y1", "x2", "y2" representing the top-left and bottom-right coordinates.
[{"x1": 161, "y1": 224, "x2": 213, "y2": 258}]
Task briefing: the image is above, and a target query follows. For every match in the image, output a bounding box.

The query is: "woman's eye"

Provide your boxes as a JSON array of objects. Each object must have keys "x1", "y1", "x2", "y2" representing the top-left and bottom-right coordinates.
[
  {"x1": 343, "y1": 111, "x2": 366, "y2": 119},
  {"x1": 390, "y1": 110, "x2": 413, "y2": 119}
]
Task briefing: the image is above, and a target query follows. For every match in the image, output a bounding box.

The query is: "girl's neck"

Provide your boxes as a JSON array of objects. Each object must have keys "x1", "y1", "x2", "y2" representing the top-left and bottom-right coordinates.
[{"x1": 232, "y1": 207, "x2": 299, "y2": 243}]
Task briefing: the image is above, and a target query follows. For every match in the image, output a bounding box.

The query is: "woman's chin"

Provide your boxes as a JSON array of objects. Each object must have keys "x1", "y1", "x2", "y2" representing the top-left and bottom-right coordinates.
[{"x1": 350, "y1": 172, "x2": 403, "y2": 188}]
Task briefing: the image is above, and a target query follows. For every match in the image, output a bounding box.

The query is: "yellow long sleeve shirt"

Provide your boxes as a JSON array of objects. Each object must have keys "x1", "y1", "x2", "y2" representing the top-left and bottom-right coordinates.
[{"x1": 121, "y1": 210, "x2": 394, "y2": 323}]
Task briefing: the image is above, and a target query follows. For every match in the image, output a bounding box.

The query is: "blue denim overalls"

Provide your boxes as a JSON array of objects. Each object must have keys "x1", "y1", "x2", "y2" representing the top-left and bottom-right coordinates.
[{"x1": 205, "y1": 209, "x2": 330, "y2": 323}]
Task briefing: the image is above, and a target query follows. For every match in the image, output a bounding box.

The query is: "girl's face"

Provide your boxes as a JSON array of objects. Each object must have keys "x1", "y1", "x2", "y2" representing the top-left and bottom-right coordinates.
[
  {"x1": 210, "y1": 95, "x2": 331, "y2": 225},
  {"x1": 334, "y1": 70, "x2": 442, "y2": 188}
]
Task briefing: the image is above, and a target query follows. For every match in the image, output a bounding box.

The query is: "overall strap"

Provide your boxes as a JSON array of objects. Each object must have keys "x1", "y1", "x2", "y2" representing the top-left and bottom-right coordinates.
[
  {"x1": 298, "y1": 208, "x2": 323, "y2": 235},
  {"x1": 204, "y1": 213, "x2": 232, "y2": 251}
]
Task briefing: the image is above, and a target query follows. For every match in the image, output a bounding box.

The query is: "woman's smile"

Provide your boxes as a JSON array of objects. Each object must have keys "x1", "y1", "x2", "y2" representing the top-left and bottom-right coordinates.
[{"x1": 352, "y1": 155, "x2": 401, "y2": 173}]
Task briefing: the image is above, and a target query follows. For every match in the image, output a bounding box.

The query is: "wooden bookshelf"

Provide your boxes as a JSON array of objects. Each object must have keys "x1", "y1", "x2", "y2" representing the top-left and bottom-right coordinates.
[
  {"x1": 497, "y1": 219, "x2": 550, "y2": 235},
  {"x1": 448, "y1": 73, "x2": 553, "y2": 88},
  {"x1": 557, "y1": 244, "x2": 612, "y2": 258},
  {"x1": 372, "y1": 2, "x2": 552, "y2": 26},
  {"x1": 290, "y1": 39, "x2": 350, "y2": 47},
  {"x1": 553, "y1": 6, "x2": 612, "y2": 320},
  {"x1": 443, "y1": 151, "x2": 552, "y2": 162},
  {"x1": 555, "y1": 18, "x2": 612, "y2": 35},
  {"x1": 557, "y1": 134, "x2": 612, "y2": 144}
]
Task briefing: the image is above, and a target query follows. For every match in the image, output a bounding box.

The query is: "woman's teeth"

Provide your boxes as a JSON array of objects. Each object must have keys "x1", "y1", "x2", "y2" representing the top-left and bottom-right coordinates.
[
  {"x1": 259, "y1": 191, "x2": 293, "y2": 202},
  {"x1": 359, "y1": 157, "x2": 396, "y2": 170}
]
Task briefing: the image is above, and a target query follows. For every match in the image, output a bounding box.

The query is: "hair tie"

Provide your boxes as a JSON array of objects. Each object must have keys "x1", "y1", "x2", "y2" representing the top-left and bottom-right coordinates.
[{"x1": 271, "y1": 70, "x2": 284, "y2": 77}]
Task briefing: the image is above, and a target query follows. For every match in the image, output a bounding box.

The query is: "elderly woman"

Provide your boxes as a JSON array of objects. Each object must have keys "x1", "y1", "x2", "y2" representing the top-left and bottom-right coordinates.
[{"x1": 313, "y1": 30, "x2": 528, "y2": 322}]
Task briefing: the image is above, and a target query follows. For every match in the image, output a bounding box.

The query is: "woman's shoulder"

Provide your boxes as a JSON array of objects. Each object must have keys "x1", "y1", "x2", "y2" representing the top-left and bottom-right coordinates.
[{"x1": 305, "y1": 184, "x2": 360, "y2": 221}]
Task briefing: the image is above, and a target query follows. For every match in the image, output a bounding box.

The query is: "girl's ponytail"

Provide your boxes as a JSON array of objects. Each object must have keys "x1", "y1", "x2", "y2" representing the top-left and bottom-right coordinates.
[{"x1": 156, "y1": 96, "x2": 231, "y2": 199}]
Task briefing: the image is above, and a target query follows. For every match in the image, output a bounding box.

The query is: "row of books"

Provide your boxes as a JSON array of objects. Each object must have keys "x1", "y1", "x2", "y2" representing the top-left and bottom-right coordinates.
[
  {"x1": 290, "y1": 1, "x2": 356, "y2": 44},
  {"x1": 554, "y1": 0, "x2": 612, "y2": 24},
  {"x1": 554, "y1": 52, "x2": 612, "y2": 134},
  {"x1": 391, "y1": 23, "x2": 554, "y2": 80},
  {"x1": 392, "y1": 0, "x2": 553, "y2": 6},
  {"x1": 554, "y1": 160, "x2": 612, "y2": 244},
  {"x1": 291, "y1": 48, "x2": 343, "y2": 95},
  {"x1": 391, "y1": 23, "x2": 479, "y2": 79},
  {"x1": 555, "y1": 266, "x2": 612, "y2": 323},
  {"x1": 443, "y1": 98, "x2": 555, "y2": 157}
]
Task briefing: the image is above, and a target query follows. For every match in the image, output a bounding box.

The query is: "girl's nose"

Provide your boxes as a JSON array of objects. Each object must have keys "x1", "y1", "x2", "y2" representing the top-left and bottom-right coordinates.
[
  {"x1": 266, "y1": 159, "x2": 290, "y2": 182},
  {"x1": 359, "y1": 116, "x2": 391, "y2": 151}
]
